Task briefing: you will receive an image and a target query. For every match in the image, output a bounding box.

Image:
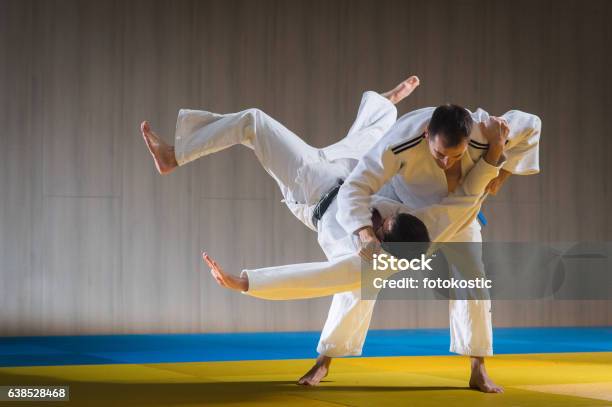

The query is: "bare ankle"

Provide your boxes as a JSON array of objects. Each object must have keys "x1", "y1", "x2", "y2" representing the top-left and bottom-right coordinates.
[
  {"x1": 316, "y1": 355, "x2": 332, "y2": 367},
  {"x1": 470, "y1": 357, "x2": 485, "y2": 372}
]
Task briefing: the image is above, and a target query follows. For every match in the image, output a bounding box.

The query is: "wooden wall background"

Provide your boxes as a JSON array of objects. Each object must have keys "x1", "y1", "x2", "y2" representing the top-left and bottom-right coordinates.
[{"x1": 1, "y1": 0, "x2": 611, "y2": 336}]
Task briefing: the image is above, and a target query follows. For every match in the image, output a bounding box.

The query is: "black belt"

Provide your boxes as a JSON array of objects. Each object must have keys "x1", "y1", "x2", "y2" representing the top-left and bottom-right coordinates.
[{"x1": 312, "y1": 180, "x2": 343, "y2": 228}]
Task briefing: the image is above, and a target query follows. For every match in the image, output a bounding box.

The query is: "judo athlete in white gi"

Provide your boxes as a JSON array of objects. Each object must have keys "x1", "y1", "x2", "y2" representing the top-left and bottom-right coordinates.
[{"x1": 330, "y1": 103, "x2": 541, "y2": 393}]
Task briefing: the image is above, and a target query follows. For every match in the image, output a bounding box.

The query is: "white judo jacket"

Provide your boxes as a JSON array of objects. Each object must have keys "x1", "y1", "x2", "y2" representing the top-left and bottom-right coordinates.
[{"x1": 337, "y1": 107, "x2": 542, "y2": 235}]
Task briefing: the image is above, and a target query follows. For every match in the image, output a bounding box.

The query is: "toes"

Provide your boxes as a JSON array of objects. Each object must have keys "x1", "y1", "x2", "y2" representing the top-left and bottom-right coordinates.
[{"x1": 297, "y1": 378, "x2": 313, "y2": 386}]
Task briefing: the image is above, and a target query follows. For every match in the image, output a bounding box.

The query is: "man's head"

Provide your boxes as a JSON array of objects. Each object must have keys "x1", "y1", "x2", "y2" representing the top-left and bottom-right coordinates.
[
  {"x1": 372, "y1": 208, "x2": 431, "y2": 260},
  {"x1": 372, "y1": 209, "x2": 430, "y2": 243},
  {"x1": 426, "y1": 104, "x2": 473, "y2": 169}
]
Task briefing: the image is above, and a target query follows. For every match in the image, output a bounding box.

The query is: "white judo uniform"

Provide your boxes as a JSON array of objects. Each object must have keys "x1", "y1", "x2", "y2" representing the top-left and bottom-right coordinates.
[
  {"x1": 175, "y1": 91, "x2": 398, "y2": 233},
  {"x1": 330, "y1": 106, "x2": 542, "y2": 357}
]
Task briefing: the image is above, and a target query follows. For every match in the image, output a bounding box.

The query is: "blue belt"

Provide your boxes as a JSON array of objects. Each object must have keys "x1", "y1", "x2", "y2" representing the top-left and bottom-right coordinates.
[{"x1": 477, "y1": 211, "x2": 488, "y2": 226}]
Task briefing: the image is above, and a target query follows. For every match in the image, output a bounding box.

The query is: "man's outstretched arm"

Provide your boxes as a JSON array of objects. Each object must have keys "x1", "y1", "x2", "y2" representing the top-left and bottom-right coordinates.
[{"x1": 204, "y1": 252, "x2": 363, "y2": 301}]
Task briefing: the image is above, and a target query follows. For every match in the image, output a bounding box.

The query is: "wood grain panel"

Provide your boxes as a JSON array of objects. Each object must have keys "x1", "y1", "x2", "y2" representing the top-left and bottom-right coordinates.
[
  {"x1": 40, "y1": 196, "x2": 120, "y2": 335},
  {"x1": 38, "y1": 0, "x2": 123, "y2": 198},
  {"x1": 0, "y1": 0, "x2": 45, "y2": 336}
]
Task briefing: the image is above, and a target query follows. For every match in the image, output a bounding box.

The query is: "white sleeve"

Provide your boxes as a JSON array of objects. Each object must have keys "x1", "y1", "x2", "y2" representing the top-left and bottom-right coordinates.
[
  {"x1": 336, "y1": 107, "x2": 435, "y2": 235},
  {"x1": 469, "y1": 108, "x2": 541, "y2": 175},
  {"x1": 242, "y1": 254, "x2": 361, "y2": 300},
  {"x1": 460, "y1": 153, "x2": 507, "y2": 195},
  {"x1": 336, "y1": 142, "x2": 402, "y2": 234},
  {"x1": 413, "y1": 157, "x2": 504, "y2": 242},
  {"x1": 500, "y1": 110, "x2": 541, "y2": 175}
]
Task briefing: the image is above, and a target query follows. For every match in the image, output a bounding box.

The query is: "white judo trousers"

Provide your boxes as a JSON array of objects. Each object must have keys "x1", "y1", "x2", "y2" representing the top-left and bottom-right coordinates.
[{"x1": 174, "y1": 91, "x2": 396, "y2": 231}]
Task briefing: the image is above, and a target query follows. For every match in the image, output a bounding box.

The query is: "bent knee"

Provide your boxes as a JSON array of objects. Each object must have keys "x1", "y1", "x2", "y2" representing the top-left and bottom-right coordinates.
[{"x1": 243, "y1": 107, "x2": 271, "y2": 123}]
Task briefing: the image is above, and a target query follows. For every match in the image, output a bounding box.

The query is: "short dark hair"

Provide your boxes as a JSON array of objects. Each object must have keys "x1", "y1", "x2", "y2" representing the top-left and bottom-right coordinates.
[
  {"x1": 427, "y1": 104, "x2": 473, "y2": 148},
  {"x1": 381, "y1": 213, "x2": 430, "y2": 243},
  {"x1": 380, "y1": 213, "x2": 431, "y2": 260}
]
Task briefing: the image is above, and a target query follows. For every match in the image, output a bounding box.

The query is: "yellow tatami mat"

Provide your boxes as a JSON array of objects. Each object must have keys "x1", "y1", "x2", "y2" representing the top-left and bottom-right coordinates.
[{"x1": 0, "y1": 353, "x2": 610, "y2": 406}]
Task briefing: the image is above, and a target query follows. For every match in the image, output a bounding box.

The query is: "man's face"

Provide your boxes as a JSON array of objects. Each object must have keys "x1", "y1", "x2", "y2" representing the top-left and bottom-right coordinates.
[{"x1": 426, "y1": 132, "x2": 468, "y2": 170}]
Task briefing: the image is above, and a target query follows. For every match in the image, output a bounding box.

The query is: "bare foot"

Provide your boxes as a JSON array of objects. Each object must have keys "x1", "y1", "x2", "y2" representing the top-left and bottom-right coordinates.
[
  {"x1": 140, "y1": 121, "x2": 179, "y2": 175},
  {"x1": 203, "y1": 252, "x2": 249, "y2": 292},
  {"x1": 297, "y1": 355, "x2": 332, "y2": 386},
  {"x1": 469, "y1": 357, "x2": 503, "y2": 393},
  {"x1": 381, "y1": 75, "x2": 420, "y2": 104}
]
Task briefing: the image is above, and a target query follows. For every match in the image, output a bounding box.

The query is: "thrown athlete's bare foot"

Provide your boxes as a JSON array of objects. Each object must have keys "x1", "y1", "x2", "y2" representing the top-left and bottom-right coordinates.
[
  {"x1": 469, "y1": 357, "x2": 503, "y2": 393},
  {"x1": 203, "y1": 252, "x2": 249, "y2": 292},
  {"x1": 382, "y1": 75, "x2": 420, "y2": 104},
  {"x1": 297, "y1": 355, "x2": 332, "y2": 386},
  {"x1": 140, "y1": 121, "x2": 179, "y2": 175}
]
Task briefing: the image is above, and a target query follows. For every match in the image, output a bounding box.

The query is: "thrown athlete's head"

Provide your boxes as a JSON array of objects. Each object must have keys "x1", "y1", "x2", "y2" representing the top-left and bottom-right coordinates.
[
  {"x1": 426, "y1": 104, "x2": 473, "y2": 170},
  {"x1": 372, "y1": 208, "x2": 430, "y2": 243},
  {"x1": 372, "y1": 208, "x2": 430, "y2": 259}
]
